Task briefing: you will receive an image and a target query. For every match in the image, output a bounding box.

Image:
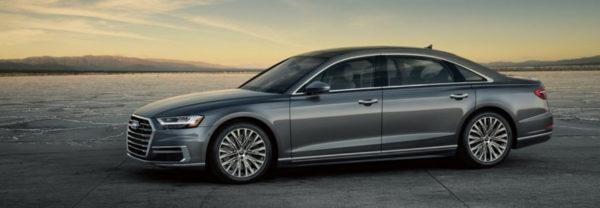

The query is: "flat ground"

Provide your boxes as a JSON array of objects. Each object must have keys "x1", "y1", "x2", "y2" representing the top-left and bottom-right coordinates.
[{"x1": 1, "y1": 71, "x2": 599, "y2": 207}]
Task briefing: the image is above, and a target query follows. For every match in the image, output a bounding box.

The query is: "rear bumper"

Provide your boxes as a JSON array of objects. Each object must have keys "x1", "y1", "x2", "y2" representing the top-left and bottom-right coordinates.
[
  {"x1": 514, "y1": 131, "x2": 552, "y2": 148},
  {"x1": 515, "y1": 111, "x2": 553, "y2": 148}
]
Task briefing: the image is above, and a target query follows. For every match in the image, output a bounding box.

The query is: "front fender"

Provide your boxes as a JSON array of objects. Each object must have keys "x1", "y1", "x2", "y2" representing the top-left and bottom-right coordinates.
[{"x1": 199, "y1": 98, "x2": 291, "y2": 163}]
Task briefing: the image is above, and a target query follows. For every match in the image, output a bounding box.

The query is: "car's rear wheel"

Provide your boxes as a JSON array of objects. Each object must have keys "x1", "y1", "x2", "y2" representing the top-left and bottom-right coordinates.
[
  {"x1": 457, "y1": 112, "x2": 513, "y2": 168},
  {"x1": 208, "y1": 122, "x2": 272, "y2": 183}
]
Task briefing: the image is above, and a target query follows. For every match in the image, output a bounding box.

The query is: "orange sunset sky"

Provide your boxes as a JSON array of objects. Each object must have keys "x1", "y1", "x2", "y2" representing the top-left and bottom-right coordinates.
[{"x1": 1, "y1": 0, "x2": 599, "y2": 68}]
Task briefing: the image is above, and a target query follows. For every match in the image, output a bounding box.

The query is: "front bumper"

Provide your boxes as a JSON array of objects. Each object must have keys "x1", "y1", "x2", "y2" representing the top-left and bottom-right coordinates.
[
  {"x1": 127, "y1": 152, "x2": 205, "y2": 168},
  {"x1": 126, "y1": 115, "x2": 211, "y2": 168}
]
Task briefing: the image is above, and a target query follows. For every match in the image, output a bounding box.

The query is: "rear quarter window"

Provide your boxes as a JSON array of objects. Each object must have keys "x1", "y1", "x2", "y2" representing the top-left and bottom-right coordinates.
[{"x1": 456, "y1": 65, "x2": 486, "y2": 82}]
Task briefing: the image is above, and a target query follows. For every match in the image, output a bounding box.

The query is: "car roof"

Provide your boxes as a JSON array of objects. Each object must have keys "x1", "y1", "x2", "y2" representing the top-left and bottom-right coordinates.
[{"x1": 298, "y1": 46, "x2": 446, "y2": 58}]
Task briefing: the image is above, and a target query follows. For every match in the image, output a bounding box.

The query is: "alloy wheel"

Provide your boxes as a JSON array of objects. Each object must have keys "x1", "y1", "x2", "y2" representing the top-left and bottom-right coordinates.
[
  {"x1": 218, "y1": 128, "x2": 267, "y2": 178},
  {"x1": 468, "y1": 116, "x2": 509, "y2": 163}
]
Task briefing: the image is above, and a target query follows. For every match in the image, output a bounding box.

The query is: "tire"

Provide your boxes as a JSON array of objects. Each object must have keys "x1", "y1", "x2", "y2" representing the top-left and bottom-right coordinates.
[
  {"x1": 208, "y1": 122, "x2": 272, "y2": 183},
  {"x1": 457, "y1": 112, "x2": 513, "y2": 168}
]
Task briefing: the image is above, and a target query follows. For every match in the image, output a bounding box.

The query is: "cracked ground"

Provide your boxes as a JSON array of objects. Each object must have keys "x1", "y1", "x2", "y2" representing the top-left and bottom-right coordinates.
[{"x1": 1, "y1": 72, "x2": 599, "y2": 207}]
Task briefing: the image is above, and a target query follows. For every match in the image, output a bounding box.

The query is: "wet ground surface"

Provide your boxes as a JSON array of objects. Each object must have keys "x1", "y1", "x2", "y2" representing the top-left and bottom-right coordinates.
[{"x1": 1, "y1": 71, "x2": 599, "y2": 207}]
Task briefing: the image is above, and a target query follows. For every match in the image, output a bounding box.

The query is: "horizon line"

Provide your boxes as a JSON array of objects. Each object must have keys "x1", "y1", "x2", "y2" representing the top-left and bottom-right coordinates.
[{"x1": 1, "y1": 53, "x2": 599, "y2": 66}]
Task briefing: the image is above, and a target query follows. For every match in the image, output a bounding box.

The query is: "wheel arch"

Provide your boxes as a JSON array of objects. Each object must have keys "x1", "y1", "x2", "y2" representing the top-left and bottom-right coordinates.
[
  {"x1": 459, "y1": 105, "x2": 518, "y2": 148},
  {"x1": 206, "y1": 115, "x2": 279, "y2": 168}
]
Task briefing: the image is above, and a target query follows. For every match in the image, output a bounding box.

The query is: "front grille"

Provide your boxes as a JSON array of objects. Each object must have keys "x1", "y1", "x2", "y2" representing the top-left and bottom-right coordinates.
[{"x1": 127, "y1": 115, "x2": 153, "y2": 157}]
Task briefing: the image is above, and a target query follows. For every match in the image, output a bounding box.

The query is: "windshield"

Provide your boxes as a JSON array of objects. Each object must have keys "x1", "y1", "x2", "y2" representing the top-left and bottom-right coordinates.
[{"x1": 240, "y1": 56, "x2": 326, "y2": 93}]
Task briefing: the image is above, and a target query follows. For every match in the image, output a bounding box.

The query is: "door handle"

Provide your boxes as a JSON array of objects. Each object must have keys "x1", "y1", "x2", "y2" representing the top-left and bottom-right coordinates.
[
  {"x1": 449, "y1": 93, "x2": 469, "y2": 100},
  {"x1": 358, "y1": 99, "x2": 378, "y2": 105}
]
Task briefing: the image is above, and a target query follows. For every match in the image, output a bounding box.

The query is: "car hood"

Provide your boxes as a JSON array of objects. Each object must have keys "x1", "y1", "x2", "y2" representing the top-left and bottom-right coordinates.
[{"x1": 133, "y1": 89, "x2": 280, "y2": 118}]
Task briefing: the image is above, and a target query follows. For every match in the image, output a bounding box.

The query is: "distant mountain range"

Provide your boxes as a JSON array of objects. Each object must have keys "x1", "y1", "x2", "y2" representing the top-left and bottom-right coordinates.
[
  {"x1": 483, "y1": 55, "x2": 600, "y2": 68},
  {"x1": 0, "y1": 55, "x2": 261, "y2": 73},
  {"x1": 1, "y1": 54, "x2": 598, "y2": 73}
]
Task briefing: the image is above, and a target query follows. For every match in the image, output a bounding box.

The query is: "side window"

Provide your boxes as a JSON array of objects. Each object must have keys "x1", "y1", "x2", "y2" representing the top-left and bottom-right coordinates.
[
  {"x1": 386, "y1": 56, "x2": 454, "y2": 86},
  {"x1": 455, "y1": 65, "x2": 486, "y2": 82},
  {"x1": 315, "y1": 58, "x2": 376, "y2": 90}
]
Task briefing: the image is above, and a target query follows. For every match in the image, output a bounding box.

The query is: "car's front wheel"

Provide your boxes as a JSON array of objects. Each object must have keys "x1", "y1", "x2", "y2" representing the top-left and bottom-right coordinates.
[
  {"x1": 457, "y1": 112, "x2": 513, "y2": 168},
  {"x1": 208, "y1": 122, "x2": 272, "y2": 183}
]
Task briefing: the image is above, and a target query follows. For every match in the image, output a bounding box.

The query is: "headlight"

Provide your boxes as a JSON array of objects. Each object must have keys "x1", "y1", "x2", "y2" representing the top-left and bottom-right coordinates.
[{"x1": 157, "y1": 115, "x2": 204, "y2": 129}]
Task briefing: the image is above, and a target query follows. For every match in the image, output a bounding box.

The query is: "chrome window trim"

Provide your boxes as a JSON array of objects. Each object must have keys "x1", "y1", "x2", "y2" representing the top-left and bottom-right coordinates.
[
  {"x1": 291, "y1": 144, "x2": 457, "y2": 162},
  {"x1": 381, "y1": 80, "x2": 488, "y2": 90},
  {"x1": 317, "y1": 86, "x2": 383, "y2": 94},
  {"x1": 291, "y1": 52, "x2": 494, "y2": 95},
  {"x1": 292, "y1": 81, "x2": 489, "y2": 96}
]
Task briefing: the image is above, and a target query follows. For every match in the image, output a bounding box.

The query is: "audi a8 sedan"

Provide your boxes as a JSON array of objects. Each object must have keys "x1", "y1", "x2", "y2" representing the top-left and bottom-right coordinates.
[{"x1": 126, "y1": 46, "x2": 553, "y2": 183}]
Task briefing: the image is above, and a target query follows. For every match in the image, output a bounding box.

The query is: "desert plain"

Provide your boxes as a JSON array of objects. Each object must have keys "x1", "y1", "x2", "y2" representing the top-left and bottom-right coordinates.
[{"x1": 0, "y1": 71, "x2": 599, "y2": 207}]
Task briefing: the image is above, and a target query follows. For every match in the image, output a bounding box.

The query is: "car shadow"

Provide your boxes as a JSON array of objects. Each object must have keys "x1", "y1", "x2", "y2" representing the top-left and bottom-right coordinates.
[
  {"x1": 129, "y1": 157, "x2": 463, "y2": 184},
  {"x1": 130, "y1": 167, "x2": 215, "y2": 184}
]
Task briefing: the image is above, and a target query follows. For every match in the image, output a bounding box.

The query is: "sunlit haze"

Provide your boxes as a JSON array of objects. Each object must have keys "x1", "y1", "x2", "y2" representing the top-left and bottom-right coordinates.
[{"x1": 1, "y1": 0, "x2": 598, "y2": 68}]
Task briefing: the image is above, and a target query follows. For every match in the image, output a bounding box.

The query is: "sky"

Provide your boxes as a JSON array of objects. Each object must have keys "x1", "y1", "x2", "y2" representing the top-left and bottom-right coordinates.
[{"x1": 0, "y1": 0, "x2": 598, "y2": 68}]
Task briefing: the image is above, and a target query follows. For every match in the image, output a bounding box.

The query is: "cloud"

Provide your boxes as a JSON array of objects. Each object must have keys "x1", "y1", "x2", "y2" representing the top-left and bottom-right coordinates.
[
  {"x1": 0, "y1": 0, "x2": 300, "y2": 47},
  {"x1": 0, "y1": 0, "x2": 232, "y2": 30},
  {"x1": 0, "y1": 13, "x2": 158, "y2": 41},
  {"x1": 1, "y1": 2, "x2": 188, "y2": 30},
  {"x1": 0, "y1": 29, "x2": 47, "y2": 46},
  {"x1": 94, "y1": 0, "x2": 217, "y2": 14},
  {"x1": 181, "y1": 15, "x2": 304, "y2": 48},
  {"x1": 0, "y1": 0, "x2": 224, "y2": 42}
]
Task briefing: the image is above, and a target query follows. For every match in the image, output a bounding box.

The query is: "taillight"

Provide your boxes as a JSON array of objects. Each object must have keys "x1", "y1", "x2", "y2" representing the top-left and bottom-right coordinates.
[{"x1": 534, "y1": 88, "x2": 547, "y2": 100}]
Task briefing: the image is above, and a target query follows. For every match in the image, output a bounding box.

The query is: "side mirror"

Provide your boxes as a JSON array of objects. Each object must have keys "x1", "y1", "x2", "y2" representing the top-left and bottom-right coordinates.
[{"x1": 305, "y1": 81, "x2": 330, "y2": 95}]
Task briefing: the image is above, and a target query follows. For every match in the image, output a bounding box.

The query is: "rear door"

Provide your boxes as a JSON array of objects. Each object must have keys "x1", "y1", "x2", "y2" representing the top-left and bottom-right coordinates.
[
  {"x1": 381, "y1": 56, "x2": 476, "y2": 152},
  {"x1": 290, "y1": 56, "x2": 383, "y2": 161}
]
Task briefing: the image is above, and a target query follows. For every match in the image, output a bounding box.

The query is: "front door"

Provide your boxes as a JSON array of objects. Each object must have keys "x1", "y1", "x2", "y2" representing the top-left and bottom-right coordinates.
[{"x1": 290, "y1": 57, "x2": 382, "y2": 161}]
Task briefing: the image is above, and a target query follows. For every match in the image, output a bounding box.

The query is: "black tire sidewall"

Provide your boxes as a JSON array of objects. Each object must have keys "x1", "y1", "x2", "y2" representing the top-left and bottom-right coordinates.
[
  {"x1": 208, "y1": 122, "x2": 272, "y2": 183},
  {"x1": 460, "y1": 112, "x2": 513, "y2": 167}
]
